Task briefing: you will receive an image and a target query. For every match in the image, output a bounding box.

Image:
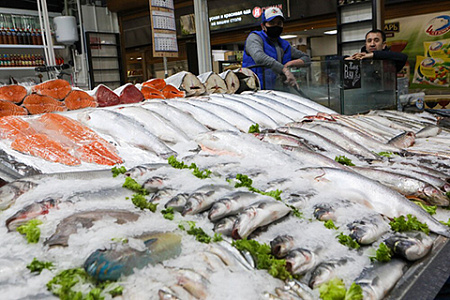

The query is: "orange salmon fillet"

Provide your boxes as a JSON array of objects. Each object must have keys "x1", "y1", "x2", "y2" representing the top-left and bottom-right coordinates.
[
  {"x1": 0, "y1": 116, "x2": 36, "y2": 139},
  {"x1": 162, "y1": 85, "x2": 185, "y2": 99},
  {"x1": 64, "y1": 90, "x2": 97, "y2": 110},
  {"x1": 0, "y1": 85, "x2": 28, "y2": 103},
  {"x1": 32, "y1": 79, "x2": 72, "y2": 100},
  {"x1": 38, "y1": 113, "x2": 122, "y2": 165},
  {"x1": 142, "y1": 78, "x2": 166, "y2": 90},
  {"x1": 11, "y1": 133, "x2": 81, "y2": 166},
  {"x1": 22, "y1": 94, "x2": 66, "y2": 115},
  {"x1": 0, "y1": 100, "x2": 29, "y2": 117},
  {"x1": 141, "y1": 86, "x2": 165, "y2": 100},
  {"x1": 78, "y1": 141, "x2": 123, "y2": 165}
]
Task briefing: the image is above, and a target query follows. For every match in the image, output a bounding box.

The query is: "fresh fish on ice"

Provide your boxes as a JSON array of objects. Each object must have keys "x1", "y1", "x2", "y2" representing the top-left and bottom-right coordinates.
[
  {"x1": 182, "y1": 184, "x2": 234, "y2": 215},
  {"x1": 309, "y1": 258, "x2": 353, "y2": 288},
  {"x1": 347, "y1": 215, "x2": 391, "y2": 245},
  {"x1": 165, "y1": 71, "x2": 206, "y2": 96},
  {"x1": 387, "y1": 131, "x2": 416, "y2": 148},
  {"x1": 197, "y1": 71, "x2": 228, "y2": 94},
  {"x1": 415, "y1": 124, "x2": 442, "y2": 138},
  {"x1": 213, "y1": 215, "x2": 238, "y2": 236},
  {"x1": 285, "y1": 248, "x2": 319, "y2": 275},
  {"x1": 384, "y1": 231, "x2": 433, "y2": 261},
  {"x1": 208, "y1": 191, "x2": 264, "y2": 221},
  {"x1": 270, "y1": 234, "x2": 296, "y2": 258},
  {"x1": 218, "y1": 70, "x2": 240, "y2": 94}
]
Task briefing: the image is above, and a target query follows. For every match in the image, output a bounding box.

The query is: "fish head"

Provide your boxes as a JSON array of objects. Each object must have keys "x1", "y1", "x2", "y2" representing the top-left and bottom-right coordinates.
[
  {"x1": 213, "y1": 216, "x2": 237, "y2": 236},
  {"x1": 270, "y1": 235, "x2": 295, "y2": 258},
  {"x1": 151, "y1": 188, "x2": 174, "y2": 203},
  {"x1": 165, "y1": 193, "x2": 189, "y2": 211},
  {"x1": 182, "y1": 193, "x2": 203, "y2": 216},
  {"x1": 313, "y1": 204, "x2": 334, "y2": 221},
  {"x1": 6, "y1": 197, "x2": 59, "y2": 231},
  {"x1": 84, "y1": 248, "x2": 125, "y2": 281},
  {"x1": 423, "y1": 185, "x2": 449, "y2": 206},
  {"x1": 0, "y1": 181, "x2": 37, "y2": 210},
  {"x1": 143, "y1": 176, "x2": 166, "y2": 193},
  {"x1": 231, "y1": 207, "x2": 258, "y2": 239},
  {"x1": 125, "y1": 165, "x2": 149, "y2": 178},
  {"x1": 309, "y1": 264, "x2": 333, "y2": 289},
  {"x1": 208, "y1": 201, "x2": 229, "y2": 221},
  {"x1": 285, "y1": 248, "x2": 314, "y2": 275}
]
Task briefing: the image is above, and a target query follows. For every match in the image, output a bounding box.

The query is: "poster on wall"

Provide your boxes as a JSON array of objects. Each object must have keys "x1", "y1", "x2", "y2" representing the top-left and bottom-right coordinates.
[{"x1": 385, "y1": 12, "x2": 450, "y2": 91}]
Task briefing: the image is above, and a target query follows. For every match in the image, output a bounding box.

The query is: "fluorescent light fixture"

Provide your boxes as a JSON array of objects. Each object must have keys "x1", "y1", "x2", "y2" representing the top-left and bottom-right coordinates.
[
  {"x1": 137, "y1": 57, "x2": 143, "y2": 60},
  {"x1": 324, "y1": 29, "x2": 337, "y2": 35},
  {"x1": 280, "y1": 35, "x2": 297, "y2": 39}
]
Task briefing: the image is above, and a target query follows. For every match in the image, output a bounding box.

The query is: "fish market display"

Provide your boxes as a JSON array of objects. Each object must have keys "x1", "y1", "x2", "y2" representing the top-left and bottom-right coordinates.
[{"x1": 0, "y1": 71, "x2": 449, "y2": 300}]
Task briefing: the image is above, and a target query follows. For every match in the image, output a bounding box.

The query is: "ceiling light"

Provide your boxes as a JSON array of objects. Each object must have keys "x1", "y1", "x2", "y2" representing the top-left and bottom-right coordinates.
[
  {"x1": 280, "y1": 35, "x2": 297, "y2": 39},
  {"x1": 137, "y1": 57, "x2": 143, "y2": 60},
  {"x1": 324, "y1": 29, "x2": 337, "y2": 35}
]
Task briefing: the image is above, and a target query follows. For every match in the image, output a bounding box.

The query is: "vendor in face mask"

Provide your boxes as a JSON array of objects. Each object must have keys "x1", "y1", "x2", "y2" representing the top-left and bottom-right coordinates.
[{"x1": 243, "y1": 7, "x2": 310, "y2": 90}]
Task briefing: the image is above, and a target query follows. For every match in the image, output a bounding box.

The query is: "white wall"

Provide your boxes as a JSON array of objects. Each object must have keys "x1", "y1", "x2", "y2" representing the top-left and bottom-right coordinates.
[{"x1": 310, "y1": 35, "x2": 337, "y2": 57}]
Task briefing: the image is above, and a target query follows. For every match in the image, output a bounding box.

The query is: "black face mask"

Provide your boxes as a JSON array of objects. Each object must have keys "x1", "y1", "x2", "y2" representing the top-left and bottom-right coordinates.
[{"x1": 265, "y1": 26, "x2": 283, "y2": 39}]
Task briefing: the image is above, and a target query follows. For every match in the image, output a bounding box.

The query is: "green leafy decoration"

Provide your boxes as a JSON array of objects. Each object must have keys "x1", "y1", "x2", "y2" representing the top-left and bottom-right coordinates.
[
  {"x1": 122, "y1": 177, "x2": 149, "y2": 195},
  {"x1": 168, "y1": 156, "x2": 211, "y2": 179},
  {"x1": 337, "y1": 233, "x2": 360, "y2": 250},
  {"x1": 111, "y1": 166, "x2": 127, "y2": 177},
  {"x1": 27, "y1": 258, "x2": 54, "y2": 274},
  {"x1": 440, "y1": 218, "x2": 450, "y2": 227},
  {"x1": 413, "y1": 201, "x2": 436, "y2": 215},
  {"x1": 369, "y1": 242, "x2": 392, "y2": 263},
  {"x1": 334, "y1": 156, "x2": 355, "y2": 166},
  {"x1": 389, "y1": 214, "x2": 430, "y2": 235},
  {"x1": 248, "y1": 123, "x2": 260, "y2": 133},
  {"x1": 17, "y1": 219, "x2": 43, "y2": 243},
  {"x1": 345, "y1": 283, "x2": 363, "y2": 300},
  {"x1": 161, "y1": 207, "x2": 175, "y2": 220},
  {"x1": 324, "y1": 220, "x2": 338, "y2": 230},
  {"x1": 319, "y1": 277, "x2": 346, "y2": 300}
]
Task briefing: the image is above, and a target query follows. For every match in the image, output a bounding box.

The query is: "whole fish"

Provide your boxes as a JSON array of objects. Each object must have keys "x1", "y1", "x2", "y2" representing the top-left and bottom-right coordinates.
[
  {"x1": 231, "y1": 200, "x2": 291, "y2": 239},
  {"x1": 208, "y1": 191, "x2": 263, "y2": 221},
  {"x1": 213, "y1": 215, "x2": 238, "y2": 236},
  {"x1": 242, "y1": 93, "x2": 306, "y2": 121},
  {"x1": 309, "y1": 258, "x2": 352, "y2": 288},
  {"x1": 384, "y1": 231, "x2": 433, "y2": 261},
  {"x1": 0, "y1": 179, "x2": 38, "y2": 210},
  {"x1": 254, "y1": 132, "x2": 312, "y2": 149},
  {"x1": 294, "y1": 167, "x2": 450, "y2": 237},
  {"x1": 267, "y1": 90, "x2": 337, "y2": 115},
  {"x1": 142, "y1": 176, "x2": 167, "y2": 193},
  {"x1": 165, "y1": 193, "x2": 191, "y2": 212},
  {"x1": 415, "y1": 124, "x2": 442, "y2": 138},
  {"x1": 285, "y1": 248, "x2": 318, "y2": 275},
  {"x1": 270, "y1": 235, "x2": 296, "y2": 258},
  {"x1": 351, "y1": 166, "x2": 449, "y2": 206},
  {"x1": 175, "y1": 268, "x2": 209, "y2": 300},
  {"x1": 274, "y1": 287, "x2": 303, "y2": 300},
  {"x1": 77, "y1": 109, "x2": 176, "y2": 158},
  {"x1": 348, "y1": 215, "x2": 391, "y2": 245},
  {"x1": 285, "y1": 279, "x2": 315, "y2": 300},
  {"x1": 124, "y1": 163, "x2": 170, "y2": 178},
  {"x1": 182, "y1": 184, "x2": 234, "y2": 215},
  {"x1": 313, "y1": 201, "x2": 352, "y2": 222},
  {"x1": 84, "y1": 231, "x2": 182, "y2": 281},
  {"x1": 355, "y1": 259, "x2": 407, "y2": 300},
  {"x1": 45, "y1": 209, "x2": 141, "y2": 247},
  {"x1": 387, "y1": 131, "x2": 416, "y2": 148},
  {"x1": 207, "y1": 241, "x2": 254, "y2": 271}
]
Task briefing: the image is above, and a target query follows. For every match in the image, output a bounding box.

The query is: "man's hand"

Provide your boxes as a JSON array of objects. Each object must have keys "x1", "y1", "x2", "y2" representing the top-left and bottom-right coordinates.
[
  {"x1": 284, "y1": 59, "x2": 305, "y2": 68},
  {"x1": 282, "y1": 67, "x2": 298, "y2": 88},
  {"x1": 346, "y1": 52, "x2": 374, "y2": 60}
]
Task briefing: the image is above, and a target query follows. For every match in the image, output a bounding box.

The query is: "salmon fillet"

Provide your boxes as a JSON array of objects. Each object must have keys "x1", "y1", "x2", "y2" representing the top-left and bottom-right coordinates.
[
  {"x1": 78, "y1": 141, "x2": 123, "y2": 165},
  {"x1": 162, "y1": 84, "x2": 186, "y2": 99},
  {"x1": 11, "y1": 133, "x2": 81, "y2": 166},
  {"x1": 0, "y1": 116, "x2": 36, "y2": 139},
  {"x1": 0, "y1": 100, "x2": 29, "y2": 117},
  {"x1": 37, "y1": 113, "x2": 123, "y2": 165},
  {"x1": 0, "y1": 85, "x2": 28, "y2": 103},
  {"x1": 22, "y1": 94, "x2": 67, "y2": 115},
  {"x1": 142, "y1": 78, "x2": 166, "y2": 90},
  {"x1": 118, "y1": 85, "x2": 144, "y2": 104},
  {"x1": 64, "y1": 90, "x2": 97, "y2": 110},
  {"x1": 141, "y1": 86, "x2": 165, "y2": 100},
  {"x1": 32, "y1": 79, "x2": 72, "y2": 100}
]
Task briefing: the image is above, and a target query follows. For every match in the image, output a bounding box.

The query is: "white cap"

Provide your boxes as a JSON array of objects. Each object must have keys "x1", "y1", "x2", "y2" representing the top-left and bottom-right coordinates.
[{"x1": 262, "y1": 7, "x2": 285, "y2": 23}]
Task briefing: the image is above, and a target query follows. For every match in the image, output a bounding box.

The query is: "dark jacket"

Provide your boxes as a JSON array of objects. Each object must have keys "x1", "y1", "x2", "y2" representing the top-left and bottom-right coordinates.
[{"x1": 361, "y1": 46, "x2": 408, "y2": 73}]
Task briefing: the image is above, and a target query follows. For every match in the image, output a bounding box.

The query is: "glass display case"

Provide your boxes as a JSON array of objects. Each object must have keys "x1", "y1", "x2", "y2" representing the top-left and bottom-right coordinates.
[{"x1": 85, "y1": 31, "x2": 123, "y2": 89}]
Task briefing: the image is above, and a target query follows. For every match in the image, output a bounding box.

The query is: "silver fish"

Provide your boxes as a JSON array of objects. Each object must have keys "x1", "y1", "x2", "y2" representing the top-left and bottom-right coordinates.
[
  {"x1": 158, "y1": 288, "x2": 181, "y2": 300},
  {"x1": 267, "y1": 90, "x2": 337, "y2": 115},
  {"x1": 309, "y1": 258, "x2": 352, "y2": 288},
  {"x1": 294, "y1": 167, "x2": 450, "y2": 237},
  {"x1": 165, "y1": 193, "x2": 190, "y2": 212},
  {"x1": 175, "y1": 269, "x2": 209, "y2": 300},
  {"x1": 274, "y1": 287, "x2": 302, "y2": 300},
  {"x1": 285, "y1": 279, "x2": 315, "y2": 300},
  {"x1": 208, "y1": 191, "x2": 262, "y2": 221},
  {"x1": 243, "y1": 93, "x2": 306, "y2": 121},
  {"x1": 231, "y1": 200, "x2": 291, "y2": 239},
  {"x1": 270, "y1": 235, "x2": 296, "y2": 258},
  {"x1": 207, "y1": 241, "x2": 254, "y2": 271},
  {"x1": 416, "y1": 124, "x2": 442, "y2": 138},
  {"x1": 182, "y1": 184, "x2": 234, "y2": 215},
  {"x1": 348, "y1": 215, "x2": 391, "y2": 245},
  {"x1": 124, "y1": 163, "x2": 170, "y2": 178},
  {"x1": 142, "y1": 176, "x2": 167, "y2": 193},
  {"x1": 45, "y1": 209, "x2": 141, "y2": 247},
  {"x1": 384, "y1": 231, "x2": 433, "y2": 261},
  {"x1": 285, "y1": 248, "x2": 318, "y2": 275},
  {"x1": 213, "y1": 215, "x2": 237, "y2": 236},
  {"x1": 387, "y1": 131, "x2": 416, "y2": 148},
  {"x1": 150, "y1": 188, "x2": 176, "y2": 204},
  {"x1": 254, "y1": 132, "x2": 312, "y2": 149},
  {"x1": 355, "y1": 259, "x2": 407, "y2": 300},
  {"x1": 0, "y1": 180, "x2": 38, "y2": 210}
]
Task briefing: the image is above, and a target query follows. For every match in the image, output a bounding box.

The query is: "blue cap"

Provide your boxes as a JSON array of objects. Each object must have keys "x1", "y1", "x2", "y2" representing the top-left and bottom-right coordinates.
[{"x1": 262, "y1": 7, "x2": 285, "y2": 23}]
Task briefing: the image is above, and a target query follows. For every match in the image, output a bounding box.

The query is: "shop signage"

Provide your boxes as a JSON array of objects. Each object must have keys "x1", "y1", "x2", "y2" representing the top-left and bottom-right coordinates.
[
  {"x1": 149, "y1": 0, "x2": 178, "y2": 57},
  {"x1": 343, "y1": 60, "x2": 361, "y2": 90},
  {"x1": 207, "y1": 0, "x2": 286, "y2": 31}
]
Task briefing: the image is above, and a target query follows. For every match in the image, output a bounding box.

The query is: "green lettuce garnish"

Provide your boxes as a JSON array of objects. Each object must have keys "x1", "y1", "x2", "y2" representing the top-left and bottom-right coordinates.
[
  {"x1": 389, "y1": 214, "x2": 430, "y2": 235},
  {"x1": 168, "y1": 156, "x2": 211, "y2": 179},
  {"x1": 131, "y1": 194, "x2": 157, "y2": 212},
  {"x1": 370, "y1": 242, "x2": 392, "y2": 262},
  {"x1": 123, "y1": 177, "x2": 149, "y2": 195},
  {"x1": 413, "y1": 201, "x2": 436, "y2": 215},
  {"x1": 337, "y1": 233, "x2": 360, "y2": 250},
  {"x1": 334, "y1": 156, "x2": 355, "y2": 166},
  {"x1": 248, "y1": 123, "x2": 260, "y2": 133},
  {"x1": 47, "y1": 268, "x2": 123, "y2": 299},
  {"x1": 179, "y1": 221, "x2": 212, "y2": 243},
  {"x1": 27, "y1": 258, "x2": 54, "y2": 274},
  {"x1": 345, "y1": 283, "x2": 363, "y2": 300},
  {"x1": 161, "y1": 207, "x2": 175, "y2": 220},
  {"x1": 17, "y1": 219, "x2": 43, "y2": 243},
  {"x1": 319, "y1": 277, "x2": 346, "y2": 300},
  {"x1": 377, "y1": 152, "x2": 394, "y2": 158},
  {"x1": 232, "y1": 239, "x2": 292, "y2": 281},
  {"x1": 324, "y1": 220, "x2": 338, "y2": 230},
  {"x1": 111, "y1": 166, "x2": 127, "y2": 177},
  {"x1": 440, "y1": 218, "x2": 450, "y2": 227}
]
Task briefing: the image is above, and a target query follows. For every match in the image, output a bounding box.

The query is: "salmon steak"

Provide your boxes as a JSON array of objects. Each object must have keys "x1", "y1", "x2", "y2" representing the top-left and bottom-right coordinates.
[
  {"x1": 77, "y1": 141, "x2": 123, "y2": 165},
  {"x1": 64, "y1": 90, "x2": 97, "y2": 110},
  {"x1": 22, "y1": 94, "x2": 66, "y2": 115},
  {"x1": 0, "y1": 116, "x2": 36, "y2": 139},
  {"x1": 11, "y1": 133, "x2": 81, "y2": 166},
  {"x1": 93, "y1": 85, "x2": 120, "y2": 107},
  {"x1": 0, "y1": 85, "x2": 28, "y2": 103},
  {"x1": 142, "y1": 78, "x2": 166, "y2": 90},
  {"x1": 141, "y1": 86, "x2": 165, "y2": 100},
  {"x1": 162, "y1": 84, "x2": 186, "y2": 99},
  {"x1": 0, "y1": 100, "x2": 29, "y2": 117},
  {"x1": 37, "y1": 113, "x2": 122, "y2": 165},
  {"x1": 32, "y1": 79, "x2": 72, "y2": 100}
]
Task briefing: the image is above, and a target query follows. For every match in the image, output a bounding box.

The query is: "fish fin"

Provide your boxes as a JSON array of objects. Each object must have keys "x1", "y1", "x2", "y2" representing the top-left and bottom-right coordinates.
[{"x1": 144, "y1": 238, "x2": 158, "y2": 247}]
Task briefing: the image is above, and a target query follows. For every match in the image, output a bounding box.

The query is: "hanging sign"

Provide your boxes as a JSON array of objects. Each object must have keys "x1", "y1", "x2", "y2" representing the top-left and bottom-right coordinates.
[
  {"x1": 343, "y1": 60, "x2": 361, "y2": 89},
  {"x1": 149, "y1": 0, "x2": 178, "y2": 57}
]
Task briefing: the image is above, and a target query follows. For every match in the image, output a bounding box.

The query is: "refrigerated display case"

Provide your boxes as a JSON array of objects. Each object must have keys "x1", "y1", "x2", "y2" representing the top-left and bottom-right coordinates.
[{"x1": 85, "y1": 31, "x2": 123, "y2": 89}]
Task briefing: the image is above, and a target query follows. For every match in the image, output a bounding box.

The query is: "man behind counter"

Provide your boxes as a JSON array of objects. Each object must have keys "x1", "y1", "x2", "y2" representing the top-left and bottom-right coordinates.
[
  {"x1": 346, "y1": 29, "x2": 408, "y2": 73},
  {"x1": 242, "y1": 7, "x2": 310, "y2": 90}
]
